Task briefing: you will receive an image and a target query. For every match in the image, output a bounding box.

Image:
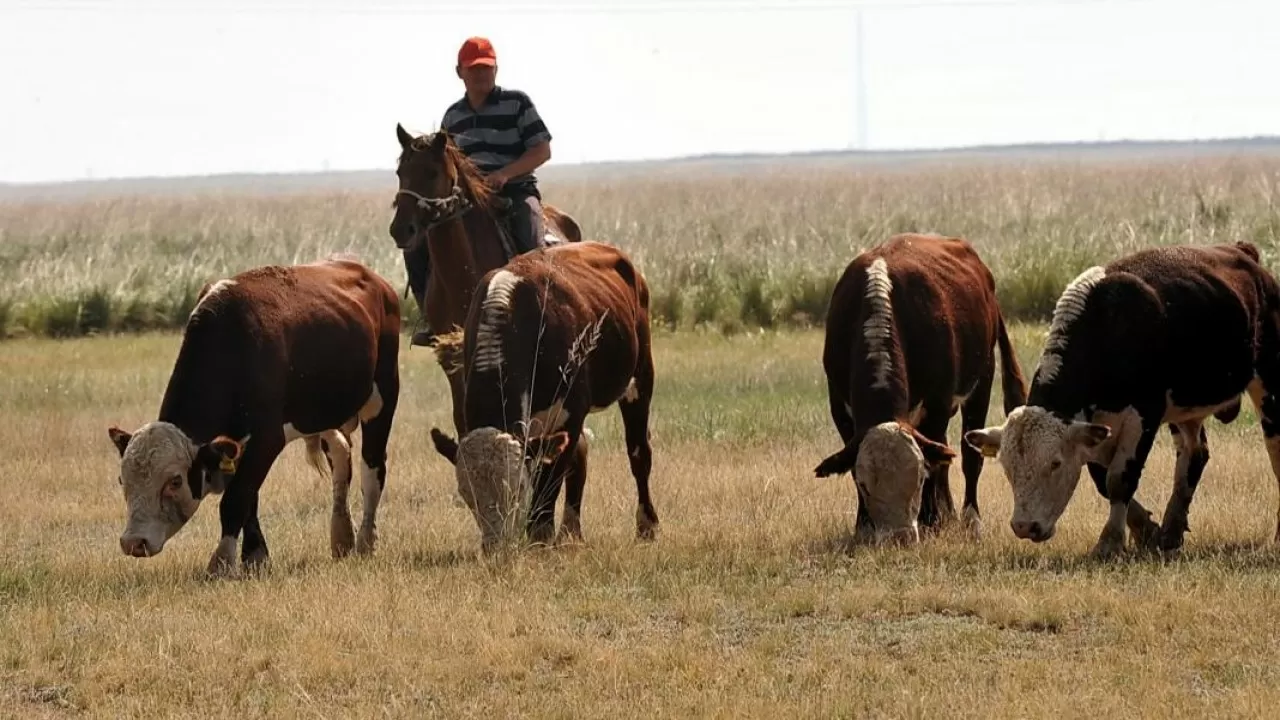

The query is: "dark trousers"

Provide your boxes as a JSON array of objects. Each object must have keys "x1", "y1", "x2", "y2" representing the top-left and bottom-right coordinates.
[
  {"x1": 404, "y1": 183, "x2": 543, "y2": 323},
  {"x1": 505, "y1": 184, "x2": 545, "y2": 255}
]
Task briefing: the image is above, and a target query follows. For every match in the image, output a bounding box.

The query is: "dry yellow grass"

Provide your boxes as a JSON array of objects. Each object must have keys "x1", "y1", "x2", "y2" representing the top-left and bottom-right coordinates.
[{"x1": 3, "y1": 324, "x2": 1280, "y2": 718}]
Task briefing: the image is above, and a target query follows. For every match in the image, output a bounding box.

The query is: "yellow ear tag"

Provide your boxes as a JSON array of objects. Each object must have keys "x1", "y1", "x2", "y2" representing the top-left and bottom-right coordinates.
[
  {"x1": 219, "y1": 457, "x2": 237, "y2": 473},
  {"x1": 981, "y1": 446, "x2": 998, "y2": 459}
]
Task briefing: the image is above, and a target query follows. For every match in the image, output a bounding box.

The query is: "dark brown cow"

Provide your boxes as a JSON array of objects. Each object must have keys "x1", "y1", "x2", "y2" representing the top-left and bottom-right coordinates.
[
  {"x1": 428, "y1": 241, "x2": 657, "y2": 552},
  {"x1": 966, "y1": 242, "x2": 1280, "y2": 558},
  {"x1": 815, "y1": 233, "x2": 1027, "y2": 544},
  {"x1": 106, "y1": 256, "x2": 402, "y2": 576}
]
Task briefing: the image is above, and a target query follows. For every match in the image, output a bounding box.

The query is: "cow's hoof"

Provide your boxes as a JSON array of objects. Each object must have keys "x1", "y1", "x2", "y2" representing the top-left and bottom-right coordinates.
[
  {"x1": 206, "y1": 537, "x2": 238, "y2": 578},
  {"x1": 242, "y1": 547, "x2": 270, "y2": 575},
  {"x1": 1090, "y1": 534, "x2": 1126, "y2": 560},
  {"x1": 331, "y1": 513, "x2": 356, "y2": 558},
  {"x1": 528, "y1": 524, "x2": 556, "y2": 547},
  {"x1": 355, "y1": 526, "x2": 376, "y2": 556},
  {"x1": 635, "y1": 506, "x2": 659, "y2": 541},
  {"x1": 1126, "y1": 504, "x2": 1161, "y2": 550},
  {"x1": 1158, "y1": 528, "x2": 1186, "y2": 556},
  {"x1": 557, "y1": 507, "x2": 583, "y2": 545},
  {"x1": 555, "y1": 523, "x2": 584, "y2": 547},
  {"x1": 962, "y1": 506, "x2": 983, "y2": 542}
]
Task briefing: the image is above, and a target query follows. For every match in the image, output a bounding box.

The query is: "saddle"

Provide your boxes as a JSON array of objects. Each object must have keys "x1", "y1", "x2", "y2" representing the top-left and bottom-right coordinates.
[{"x1": 490, "y1": 195, "x2": 570, "y2": 263}]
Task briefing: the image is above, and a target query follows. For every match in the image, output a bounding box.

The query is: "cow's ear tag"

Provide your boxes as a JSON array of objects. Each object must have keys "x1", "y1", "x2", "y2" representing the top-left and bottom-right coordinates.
[
  {"x1": 981, "y1": 445, "x2": 998, "y2": 459},
  {"x1": 219, "y1": 457, "x2": 237, "y2": 473}
]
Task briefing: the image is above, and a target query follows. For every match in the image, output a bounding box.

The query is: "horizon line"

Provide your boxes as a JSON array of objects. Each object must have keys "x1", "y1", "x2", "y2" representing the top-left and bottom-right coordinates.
[{"x1": 4, "y1": 134, "x2": 1279, "y2": 189}]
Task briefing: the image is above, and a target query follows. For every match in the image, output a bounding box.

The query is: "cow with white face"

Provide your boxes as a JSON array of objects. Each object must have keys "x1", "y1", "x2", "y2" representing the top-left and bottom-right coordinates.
[
  {"x1": 816, "y1": 420, "x2": 958, "y2": 544},
  {"x1": 109, "y1": 423, "x2": 247, "y2": 558},
  {"x1": 433, "y1": 427, "x2": 572, "y2": 552},
  {"x1": 816, "y1": 234, "x2": 1028, "y2": 545},
  {"x1": 967, "y1": 242, "x2": 1280, "y2": 558},
  {"x1": 107, "y1": 256, "x2": 403, "y2": 576},
  {"x1": 429, "y1": 241, "x2": 658, "y2": 552},
  {"x1": 963, "y1": 407, "x2": 1112, "y2": 543}
]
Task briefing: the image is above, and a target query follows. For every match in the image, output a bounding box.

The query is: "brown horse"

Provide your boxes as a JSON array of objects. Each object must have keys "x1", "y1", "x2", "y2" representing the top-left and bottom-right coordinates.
[{"x1": 389, "y1": 123, "x2": 582, "y2": 431}]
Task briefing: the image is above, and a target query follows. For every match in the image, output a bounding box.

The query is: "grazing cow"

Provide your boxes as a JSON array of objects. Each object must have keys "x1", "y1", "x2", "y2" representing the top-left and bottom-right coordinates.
[
  {"x1": 814, "y1": 233, "x2": 1028, "y2": 544},
  {"x1": 428, "y1": 241, "x2": 658, "y2": 552},
  {"x1": 965, "y1": 242, "x2": 1280, "y2": 558},
  {"x1": 106, "y1": 257, "x2": 402, "y2": 576}
]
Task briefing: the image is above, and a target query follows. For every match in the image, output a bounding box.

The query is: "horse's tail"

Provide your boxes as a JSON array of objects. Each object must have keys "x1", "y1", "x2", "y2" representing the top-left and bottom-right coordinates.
[{"x1": 544, "y1": 205, "x2": 583, "y2": 244}]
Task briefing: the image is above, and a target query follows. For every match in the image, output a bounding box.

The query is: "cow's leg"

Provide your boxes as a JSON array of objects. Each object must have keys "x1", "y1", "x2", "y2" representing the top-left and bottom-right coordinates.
[
  {"x1": 523, "y1": 402, "x2": 582, "y2": 546},
  {"x1": 527, "y1": 436, "x2": 573, "y2": 546},
  {"x1": 210, "y1": 432, "x2": 284, "y2": 578},
  {"x1": 827, "y1": 380, "x2": 855, "y2": 444},
  {"x1": 1246, "y1": 377, "x2": 1280, "y2": 542},
  {"x1": 827, "y1": 349, "x2": 871, "y2": 541},
  {"x1": 556, "y1": 435, "x2": 589, "y2": 544},
  {"x1": 446, "y1": 367, "x2": 467, "y2": 438},
  {"x1": 1092, "y1": 410, "x2": 1159, "y2": 559},
  {"x1": 1087, "y1": 458, "x2": 1158, "y2": 547},
  {"x1": 959, "y1": 368, "x2": 996, "y2": 540},
  {"x1": 1159, "y1": 420, "x2": 1210, "y2": 553},
  {"x1": 916, "y1": 407, "x2": 957, "y2": 534},
  {"x1": 852, "y1": 485, "x2": 874, "y2": 544},
  {"x1": 355, "y1": 447, "x2": 387, "y2": 557},
  {"x1": 325, "y1": 431, "x2": 356, "y2": 558},
  {"x1": 619, "y1": 338, "x2": 659, "y2": 541},
  {"x1": 240, "y1": 493, "x2": 268, "y2": 572},
  {"x1": 356, "y1": 357, "x2": 399, "y2": 556}
]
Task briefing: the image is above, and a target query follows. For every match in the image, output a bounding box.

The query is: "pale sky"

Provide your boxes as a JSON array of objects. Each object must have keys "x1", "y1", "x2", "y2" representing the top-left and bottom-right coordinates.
[{"x1": 2, "y1": 0, "x2": 1277, "y2": 183}]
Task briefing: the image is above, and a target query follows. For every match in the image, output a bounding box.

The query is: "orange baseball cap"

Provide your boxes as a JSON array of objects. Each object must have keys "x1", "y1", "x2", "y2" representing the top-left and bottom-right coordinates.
[{"x1": 457, "y1": 36, "x2": 497, "y2": 68}]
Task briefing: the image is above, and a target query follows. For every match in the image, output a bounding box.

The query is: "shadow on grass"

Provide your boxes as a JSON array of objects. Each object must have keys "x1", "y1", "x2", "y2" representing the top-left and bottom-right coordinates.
[
  {"x1": 797, "y1": 523, "x2": 1280, "y2": 576},
  {"x1": 395, "y1": 546, "x2": 483, "y2": 572},
  {"x1": 803, "y1": 529, "x2": 863, "y2": 559},
  {"x1": 971, "y1": 537, "x2": 1280, "y2": 575},
  {"x1": 799, "y1": 520, "x2": 978, "y2": 559}
]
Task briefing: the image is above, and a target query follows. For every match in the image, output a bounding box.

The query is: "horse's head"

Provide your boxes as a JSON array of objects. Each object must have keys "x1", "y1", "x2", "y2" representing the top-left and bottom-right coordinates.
[{"x1": 390, "y1": 124, "x2": 482, "y2": 252}]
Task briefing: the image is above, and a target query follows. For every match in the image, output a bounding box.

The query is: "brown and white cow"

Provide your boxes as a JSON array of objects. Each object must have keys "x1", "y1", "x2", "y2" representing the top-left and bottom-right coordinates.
[
  {"x1": 428, "y1": 241, "x2": 658, "y2": 552},
  {"x1": 106, "y1": 256, "x2": 402, "y2": 576},
  {"x1": 815, "y1": 233, "x2": 1028, "y2": 544},
  {"x1": 965, "y1": 242, "x2": 1280, "y2": 558}
]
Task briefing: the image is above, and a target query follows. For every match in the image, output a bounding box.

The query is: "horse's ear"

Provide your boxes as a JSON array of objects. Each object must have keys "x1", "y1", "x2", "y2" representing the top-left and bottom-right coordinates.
[
  {"x1": 396, "y1": 123, "x2": 413, "y2": 151},
  {"x1": 430, "y1": 130, "x2": 450, "y2": 154}
]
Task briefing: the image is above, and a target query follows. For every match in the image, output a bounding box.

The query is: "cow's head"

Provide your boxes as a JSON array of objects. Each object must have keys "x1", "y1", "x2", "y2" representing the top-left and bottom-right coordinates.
[
  {"x1": 815, "y1": 421, "x2": 956, "y2": 544},
  {"x1": 431, "y1": 426, "x2": 569, "y2": 552},
  {"x1": 106, "y1": 421, "x2": 248, "y2": 558},
  {"x1": 964, "y1": 405, "x2": 1110, "y2": 542}
]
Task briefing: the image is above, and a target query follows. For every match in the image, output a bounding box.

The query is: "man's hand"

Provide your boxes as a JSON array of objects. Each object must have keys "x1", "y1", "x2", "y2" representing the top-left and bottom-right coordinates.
[
  {"x1": 484, "y1": 169, "x2": 509, "y2": 191},
  {"x1": 484, "y1": 142, "x2": 551, "y2": 191}
]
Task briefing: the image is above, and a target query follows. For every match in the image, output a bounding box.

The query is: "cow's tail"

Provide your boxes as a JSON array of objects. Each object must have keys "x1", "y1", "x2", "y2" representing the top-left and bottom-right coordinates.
[
  {"x1": 996, "y1": 311, "x2": 1029, "y2": 414},
  {"x1": 303, "y1": 431, "x2": 346, "y2": 479}
]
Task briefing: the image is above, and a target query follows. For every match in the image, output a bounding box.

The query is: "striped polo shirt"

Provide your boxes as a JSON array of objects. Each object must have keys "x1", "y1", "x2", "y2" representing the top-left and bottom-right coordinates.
[{"x1": 440, "y1": 86, "x2": 552, "y2": 186}]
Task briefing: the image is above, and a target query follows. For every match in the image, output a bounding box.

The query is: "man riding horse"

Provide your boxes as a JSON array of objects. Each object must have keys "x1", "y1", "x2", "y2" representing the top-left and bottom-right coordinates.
[{"x1": 400, "y1": 35, "x2": 555, "y2": 347}]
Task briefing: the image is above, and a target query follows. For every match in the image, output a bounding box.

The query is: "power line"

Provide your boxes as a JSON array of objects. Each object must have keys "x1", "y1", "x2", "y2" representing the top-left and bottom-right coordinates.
[{"x1": 8, "y1": 0, "x2": 1168, "y2": 12}]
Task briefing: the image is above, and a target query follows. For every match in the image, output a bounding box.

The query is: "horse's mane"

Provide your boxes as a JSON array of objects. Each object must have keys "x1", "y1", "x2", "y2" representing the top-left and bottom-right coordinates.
[{"x1": 400, "y1": 132, "x2": 497, "y2": 211}]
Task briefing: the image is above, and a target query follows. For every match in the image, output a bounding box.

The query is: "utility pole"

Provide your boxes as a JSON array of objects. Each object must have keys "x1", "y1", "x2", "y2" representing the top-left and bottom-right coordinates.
[{"x1": 855, "y1": 7, "x2": 868, "y2": 150}]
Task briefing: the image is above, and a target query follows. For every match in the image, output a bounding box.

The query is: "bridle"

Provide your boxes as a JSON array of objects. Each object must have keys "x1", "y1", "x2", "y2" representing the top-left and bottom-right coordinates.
[
  {"x1": 395, "y1": 184, "x2": 474, "y2": 231},
  {"x1": 393, "y1": 170, "x2": 518, "y2": 263}
]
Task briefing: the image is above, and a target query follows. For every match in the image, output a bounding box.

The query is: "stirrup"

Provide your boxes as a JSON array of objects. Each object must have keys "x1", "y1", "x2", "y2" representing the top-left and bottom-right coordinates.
[{"x1": 411, "y1": 329, "x2": 437, "y2": 348}]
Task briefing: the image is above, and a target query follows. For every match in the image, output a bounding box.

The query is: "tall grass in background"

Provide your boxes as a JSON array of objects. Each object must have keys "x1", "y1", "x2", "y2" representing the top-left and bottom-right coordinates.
[{"x1": 3, "y1": 151, "x2": 1280, "y2": 338}]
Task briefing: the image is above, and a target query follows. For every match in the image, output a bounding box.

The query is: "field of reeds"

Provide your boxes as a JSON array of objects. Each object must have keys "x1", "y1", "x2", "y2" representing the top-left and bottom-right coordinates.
[{"x1": 4, "y1": 144, "x2": 1280, "y2": 339}]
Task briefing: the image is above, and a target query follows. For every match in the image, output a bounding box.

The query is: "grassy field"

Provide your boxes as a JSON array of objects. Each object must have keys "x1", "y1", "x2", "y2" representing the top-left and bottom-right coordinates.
[
  {"x1": 4, "y1": 147, "x2": 1280, "y2": 338},
  {"x1": 4, "y1": 322, "x2": 1280, "y2": 718}
]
